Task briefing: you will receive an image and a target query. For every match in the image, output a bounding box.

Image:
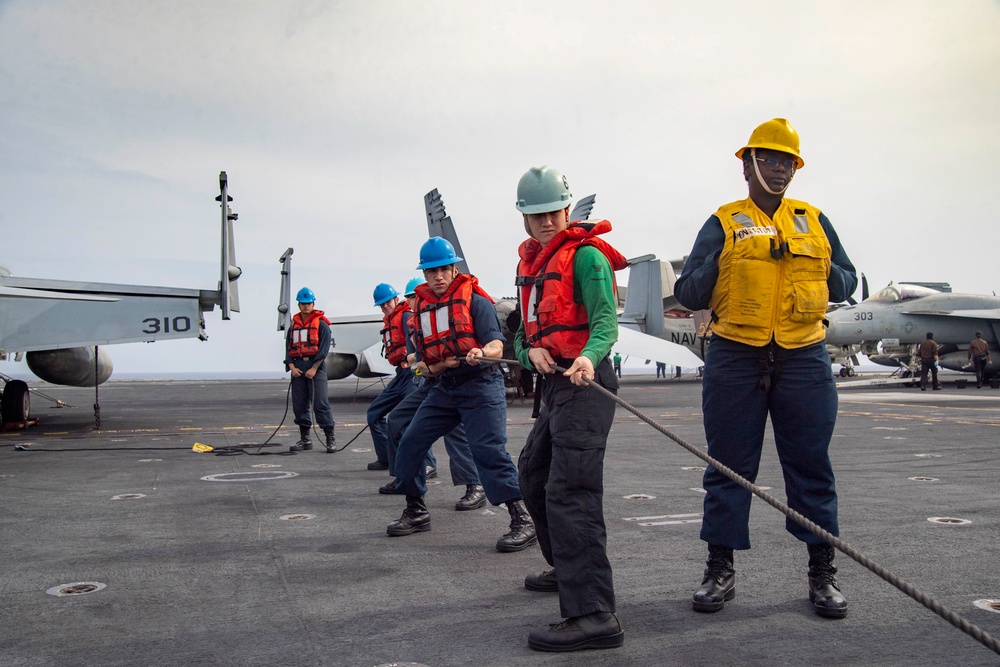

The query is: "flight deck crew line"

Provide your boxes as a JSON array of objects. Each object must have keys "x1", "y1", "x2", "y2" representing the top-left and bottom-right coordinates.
[
  {"x1": 674, "y1": 118, "x2": 857, "y2": 619},
  {"x1": 386, "y1": 237, "x2": 536, "y2": 553},
  {"x1": 284, "y1": 287, "x2": 336, "y2": 452},
  {"x1": 513, "y1": 166, "x2": 628, "y2": 653}
]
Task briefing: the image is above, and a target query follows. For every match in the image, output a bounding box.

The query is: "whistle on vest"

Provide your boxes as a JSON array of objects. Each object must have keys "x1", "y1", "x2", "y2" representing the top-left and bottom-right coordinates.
[{"x1": 769, "y1": 238, "x2": 789, "y2": 260}]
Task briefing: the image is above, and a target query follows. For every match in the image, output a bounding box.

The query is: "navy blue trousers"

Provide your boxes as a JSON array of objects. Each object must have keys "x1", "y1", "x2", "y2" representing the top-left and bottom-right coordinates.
[
  {"x1": 367, "y1": 368, "x2": 417, "y2": 465},
  {"x1": 290, "y1": 359, "x2": 334, "y2": 429},
  {"x1": 700, "y1": 337, "x2": 839, "y2": 549},
  {"x1": 394, "y1": 369, "x2": 517, "y2": 501},
  {"x1": 386, "y1": 378, "x2": 479, "y2": 485},
  {"x1": 519, "y1": 358, "x2": 618, "y2": 618}
]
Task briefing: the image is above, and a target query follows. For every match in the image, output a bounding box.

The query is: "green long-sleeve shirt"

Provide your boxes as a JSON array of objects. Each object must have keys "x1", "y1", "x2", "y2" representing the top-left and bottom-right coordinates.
[{"x1": 514, "y1": 244, "x2": 619, "y2": 370}]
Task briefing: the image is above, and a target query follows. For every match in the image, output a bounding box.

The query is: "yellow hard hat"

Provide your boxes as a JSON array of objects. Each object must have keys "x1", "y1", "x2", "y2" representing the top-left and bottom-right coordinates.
[{"x1": 736, "y1": 118, "x2": 804, "y2": 168}]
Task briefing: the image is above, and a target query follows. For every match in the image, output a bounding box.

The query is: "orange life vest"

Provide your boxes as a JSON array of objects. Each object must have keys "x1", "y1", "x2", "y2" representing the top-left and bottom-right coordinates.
[
  {"x1": 288, "y1": 310, "x2": 331, "y2": 359},
  {"x1": 380, "y1": 302, "x2": 411, "y2": 367},
  {"x1": 413, "y1": 274, "x2": 494, "y2": 365},
  {"x1": 516, "y1": 220, "x2": 627, "y2": 359}
]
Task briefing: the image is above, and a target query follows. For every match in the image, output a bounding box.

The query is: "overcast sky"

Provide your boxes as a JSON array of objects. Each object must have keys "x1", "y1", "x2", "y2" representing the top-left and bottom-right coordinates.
[{"x1": 2, "y1": 0, "x2": 998, "y2": 377}]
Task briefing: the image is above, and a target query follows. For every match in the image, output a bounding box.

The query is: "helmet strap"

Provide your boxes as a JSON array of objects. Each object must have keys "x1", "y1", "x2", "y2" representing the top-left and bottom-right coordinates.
[{"x1": 751, "y1": 148, "x2": 790, "y2": 196}]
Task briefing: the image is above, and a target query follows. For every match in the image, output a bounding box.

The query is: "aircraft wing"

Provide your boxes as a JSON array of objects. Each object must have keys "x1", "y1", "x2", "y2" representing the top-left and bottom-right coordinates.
[
  {"x1": 0, "y1": 278, "x2": 213, "y2": 352},
  {"x1": 360, "y1": 341, "x2": 395, "y2": 376},
  {"x1": 616, "y1": 324, "x2": 703, "y2": 368},
  {"x1": 327, "y1": 315, "x2": 384, "y2": 353}
]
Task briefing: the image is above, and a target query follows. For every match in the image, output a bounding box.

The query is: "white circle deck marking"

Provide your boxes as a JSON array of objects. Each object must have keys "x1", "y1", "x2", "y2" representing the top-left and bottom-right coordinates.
[
  {"x1": 280, "y1": 514, "x2": 314, "y2": 521},
  {"x1": 111, "y1": 493, "x2": 146, "y2": 500},
  {"x1": 928, "y1": 517, "x2": 971, "y2": 525},
  {"x1": 623, "y1": 493, "x2": 656, "y2": 500},
  {"x1": 915, "y1": 453, "x2": 943, "y2": 458},
  {"x1": 350, "y1": 448, "x2": 372, "y2": 453},
  {"x1": 138, "y1": 458, "x2": 162, "y2": 462},
  {"x1": 201, "y1": 471, "x2": 299, "y2": 482},
  {"x1": 251, "y1": 463, "x2": 282, "y2": 468},
  {"x1": 47, "y1": 582, "x2": 106, "y2": 597},
  {"x1": 681, "y1": 466, "x2": 705, "y2": 471},
  {"x1": 909, "y1": 476, "x2": 939, "y2": 482}
]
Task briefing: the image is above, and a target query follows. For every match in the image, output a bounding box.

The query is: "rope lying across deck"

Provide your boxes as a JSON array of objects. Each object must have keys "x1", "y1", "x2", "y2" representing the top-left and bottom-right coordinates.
[{"x1": 483, "y1": 356, "x2": 1000, "y2": 657}]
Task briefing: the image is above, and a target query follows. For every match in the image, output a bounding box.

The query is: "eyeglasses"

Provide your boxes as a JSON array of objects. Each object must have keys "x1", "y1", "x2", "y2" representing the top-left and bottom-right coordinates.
[{"x1": 755, "y1": 156, "x2": 797, "y2": 170}]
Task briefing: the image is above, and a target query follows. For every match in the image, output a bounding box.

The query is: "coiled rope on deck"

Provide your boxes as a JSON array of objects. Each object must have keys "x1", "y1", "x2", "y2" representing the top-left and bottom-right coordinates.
[{"x1": 483, "y1": 356, "x2": 1000, "y2": 657}]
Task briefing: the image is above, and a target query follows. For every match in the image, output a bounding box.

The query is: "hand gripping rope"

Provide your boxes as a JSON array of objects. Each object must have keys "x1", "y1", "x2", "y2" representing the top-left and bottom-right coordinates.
[{"x1": 481, "y1": 356, "x2": 1000, "y2": 657}]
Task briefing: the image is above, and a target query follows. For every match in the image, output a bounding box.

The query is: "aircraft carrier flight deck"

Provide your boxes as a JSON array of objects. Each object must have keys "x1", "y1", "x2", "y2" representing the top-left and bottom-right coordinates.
[{"x1": 2, "y1": 374, "x2": 999, "y2": 666}]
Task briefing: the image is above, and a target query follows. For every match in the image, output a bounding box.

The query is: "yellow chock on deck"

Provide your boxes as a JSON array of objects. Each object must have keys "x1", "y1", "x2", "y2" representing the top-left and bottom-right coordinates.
[{"x1": 192, "y1": 443, "x2": 214, "y2": 453}]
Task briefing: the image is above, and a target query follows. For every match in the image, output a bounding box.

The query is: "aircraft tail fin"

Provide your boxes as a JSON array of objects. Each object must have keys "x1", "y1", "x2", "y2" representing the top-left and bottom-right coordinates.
[
  {"x1": 424, "y1": 189, "x2": 470, "y2": 275},
  {"x1": 569, "y1": 194, "x2": 596, "y2": 222},
  {"x1": 277, "y1": 248, "x2": 293, "y2": 332},
  {"x1": 621, "y1": 255, "x2": 665, "y2": 338},
  {"x1": 216, "y1": 171, "x2": 241, "y2": 319}
]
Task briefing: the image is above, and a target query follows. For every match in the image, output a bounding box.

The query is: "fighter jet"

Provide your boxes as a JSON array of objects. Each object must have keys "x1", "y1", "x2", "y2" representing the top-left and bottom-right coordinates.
[
  {"x1": 0, "y1": 172, "x2": 241, "y2": 423},
  {"x1": 824, "y1": 281, "x2": 1000, "y2": 380},
  {"x1": 298, "y1": 189, "x2": 703, "y2": 382}
]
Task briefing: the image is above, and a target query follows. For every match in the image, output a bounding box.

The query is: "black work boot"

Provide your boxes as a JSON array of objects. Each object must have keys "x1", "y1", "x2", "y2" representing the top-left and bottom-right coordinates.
[
  {"x1": 323, "y1": 427, "x2": 336, "y2": 453},
  {"x1": 386, "y1": 496, "x2": 431, "y2": 536},
  {"x1": 692, "y1": 545, "x2": 736, "y2": 612},
  {"x1": 808, "y1": 543, "x2": 848, "y2": 618},
  {"x1": 524, "y1": 567, "x2": 558, "y2": 592},
  {"x1": 528, "y1": 611, "x2": 624, "y2": 652},
  {"x1": 378, "y1": 479, "x2": 403, "y2": 495},
  {"x1": 496, "y1": 500, "x2": 537, "y2": 552},
  {"x1": 455, "y1": 484, "x2": 486, "y2": 511},
  {"x1": 290, "y1": 426, "x2": 312, "y2": 451}
]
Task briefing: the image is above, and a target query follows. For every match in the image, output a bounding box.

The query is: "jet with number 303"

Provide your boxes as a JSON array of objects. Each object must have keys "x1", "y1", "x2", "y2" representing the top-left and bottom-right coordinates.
[
  {"x1": 0, "y1": 172, "x2": 241, "y2": 424},
  {"x1": 824, "y1": 281, "x2": 1000, "y2": 380}
]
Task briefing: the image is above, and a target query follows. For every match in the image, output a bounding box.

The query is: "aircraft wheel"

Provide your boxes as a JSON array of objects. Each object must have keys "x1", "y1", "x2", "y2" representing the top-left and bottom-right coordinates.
[
  {"x1": 839, "y1": 368, "x2": 848, "y2": 377},
  {"x1": 1, "y1": 380, "x2": 30, "y2": 423},
  {"x1": 847, "y1": 367, "x2": 856, "y2": 377}
]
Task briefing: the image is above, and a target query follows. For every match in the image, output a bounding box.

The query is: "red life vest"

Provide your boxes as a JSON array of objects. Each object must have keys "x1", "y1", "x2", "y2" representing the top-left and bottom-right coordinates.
[
  {"x1": 516, "y1": 220, "x2": 627, "y2": 359},
  {"x1": 413, "y1": 274, "x2": 494, "y2": 365},
  {"x1": 288, "y1": 310, "x2": 331, "y2": 359},
  {"x1": 380, "y1": 302, "x2": 411, "y2": 367}
]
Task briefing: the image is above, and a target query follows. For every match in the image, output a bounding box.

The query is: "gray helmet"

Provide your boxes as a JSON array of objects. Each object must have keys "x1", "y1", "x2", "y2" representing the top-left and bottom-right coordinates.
[{"x1": 515, "y1": 166, "x2": 572, "y2": 214}]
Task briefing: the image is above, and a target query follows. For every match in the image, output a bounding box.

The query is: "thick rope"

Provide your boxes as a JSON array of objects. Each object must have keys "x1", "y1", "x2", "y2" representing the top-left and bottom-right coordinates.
[{"x1": 482, "y1": 356, "x2": 1000, "y2": 656}]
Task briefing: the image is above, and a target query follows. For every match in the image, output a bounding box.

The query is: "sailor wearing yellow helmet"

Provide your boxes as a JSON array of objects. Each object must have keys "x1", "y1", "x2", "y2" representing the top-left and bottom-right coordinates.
[{"x1": 674, "y1": 119, "x2": 857, "y2": 619}]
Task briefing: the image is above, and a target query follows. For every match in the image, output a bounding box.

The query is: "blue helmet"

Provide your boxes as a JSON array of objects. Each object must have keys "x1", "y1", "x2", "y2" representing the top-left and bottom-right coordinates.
[
  {"x1": 404, "y1": 277, "x2": 423, "y2": 297},
  {"x1": 372, "y1": 283, "x2": 399, "y2": 306},
  {"x1": 296, "y1": 286, "x2": 316, "y2": 303},
  {"x1": 416, "y1": 236, "x2": 462, "y2": 270}
]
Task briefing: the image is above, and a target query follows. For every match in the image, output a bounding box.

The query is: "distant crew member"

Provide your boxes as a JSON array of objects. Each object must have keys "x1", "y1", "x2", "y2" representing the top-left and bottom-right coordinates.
[
  {"x1": 364, "y1": 282, "x2": 418, "y2": 471},
  {"x1": 919, "y1": 332, "x2": 942, "y2": 391},
  {"x1": 387, "y1": 237, "x2": 534, "y2": 552},
  {"x1": 967, "y1": 331, "x2": 991, "y2": 389},
  {"x1": 514, "y1": 166, "x2": 628, "y2": 652},
  {"x1": 285, "y1": 287, "x2": 336, "y2": 452},
  {"x1": 613, "y1": 351, "x2": 622, "y2": 378},
  {"x1": 655, "y1": 361, "x2": 667, "y2": 378},
  {"x1": 674, "y1": 119, "x2": 857, "y2": 619}
]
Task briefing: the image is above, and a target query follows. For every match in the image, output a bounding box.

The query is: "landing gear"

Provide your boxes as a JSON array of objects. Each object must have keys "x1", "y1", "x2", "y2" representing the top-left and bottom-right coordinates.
[{"x1": 1, "y1": 379, "x2": 30, "y2": 424}]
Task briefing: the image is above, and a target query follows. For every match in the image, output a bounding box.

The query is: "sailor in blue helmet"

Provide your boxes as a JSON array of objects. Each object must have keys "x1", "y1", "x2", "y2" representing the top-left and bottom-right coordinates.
[
  {"x1": 284, "y1": 287, "x2": 336, "y2": 452},
  {"x1": 380, "y1": 276, "x2": 486, "y2": 511},
  {"x1": 387, "y1": 237, "x2": 534, "y2": 551},
  {"x1": 363, "y1": 283, "x2": 417, "y2": 471}
]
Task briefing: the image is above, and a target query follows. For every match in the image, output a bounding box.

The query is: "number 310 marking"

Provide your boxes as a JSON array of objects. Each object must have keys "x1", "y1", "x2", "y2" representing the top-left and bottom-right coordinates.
[{"x1": 142, "y1": 316, "x2": 193, "y2": 334}]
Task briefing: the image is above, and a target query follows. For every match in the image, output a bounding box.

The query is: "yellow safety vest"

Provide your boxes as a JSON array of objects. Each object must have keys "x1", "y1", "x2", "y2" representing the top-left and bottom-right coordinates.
[{"x1": 710, "y1": 197, "x2": 831, "y2": 348}]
